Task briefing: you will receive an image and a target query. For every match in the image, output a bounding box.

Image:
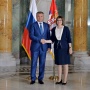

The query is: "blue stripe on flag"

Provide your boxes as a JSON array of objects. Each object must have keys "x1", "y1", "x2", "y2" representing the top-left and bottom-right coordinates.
[{"x1": 26, "y1": 11, "x2": 36, "y2": 29}]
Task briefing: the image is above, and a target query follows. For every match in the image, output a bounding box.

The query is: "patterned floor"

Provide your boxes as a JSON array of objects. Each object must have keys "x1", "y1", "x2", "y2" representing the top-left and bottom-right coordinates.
[
  {"x1": 0, "y1": 65, "x2": 90, "y2": 90},
  {"x1": 16, "y1": 65, "x2": 90, "y2": 73},
  {"x1": 0, "y1": 65, "x2": 90, "y2": 79}
]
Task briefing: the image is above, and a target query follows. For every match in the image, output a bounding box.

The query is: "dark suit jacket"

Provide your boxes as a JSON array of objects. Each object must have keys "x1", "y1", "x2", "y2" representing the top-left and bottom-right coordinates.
[
  {"x1": 29, "y1": 22, "x2": 51, "y2": 52},
  {"x1": 51, "y1": 26, "x2": 72, "y2": 49}
]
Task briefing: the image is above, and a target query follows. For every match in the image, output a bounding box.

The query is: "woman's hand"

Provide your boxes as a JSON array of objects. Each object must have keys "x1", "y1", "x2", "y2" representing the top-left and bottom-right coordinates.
[
  {"x1": 45, "y1": 40, "x2": 52, "y2": 43},
  {"x1": 69, "y1": 47, "x2": 73, "y2": 55},
  {"x1": 47, "y1": 48, "x2": 51, "y2": 52}
]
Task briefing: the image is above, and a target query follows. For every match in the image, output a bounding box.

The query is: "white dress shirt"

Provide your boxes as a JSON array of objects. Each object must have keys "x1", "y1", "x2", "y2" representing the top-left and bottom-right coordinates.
[
  {"x1": 38, "y1": 22, "x2": 44, "y2": 31},
  {"x1": 55, "y1": 26, "x2": 64, "y2": 40}
]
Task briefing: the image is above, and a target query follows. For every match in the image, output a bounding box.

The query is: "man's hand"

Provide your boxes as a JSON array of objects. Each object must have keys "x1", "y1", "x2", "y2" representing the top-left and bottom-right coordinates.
[{"x1": 41, "y1": 39, "x2": 46, "y2": 44}]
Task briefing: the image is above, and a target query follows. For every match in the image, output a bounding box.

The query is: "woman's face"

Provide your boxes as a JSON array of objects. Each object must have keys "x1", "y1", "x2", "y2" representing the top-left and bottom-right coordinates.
[{"x1": 56, "y1": 18, "x2": 63, "y2": 26}]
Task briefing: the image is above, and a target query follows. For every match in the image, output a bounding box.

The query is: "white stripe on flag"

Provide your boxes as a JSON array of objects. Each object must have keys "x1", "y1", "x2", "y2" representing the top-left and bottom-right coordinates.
[{"x1": 29, "y1": 0, "x2": 37, "y2": 21}]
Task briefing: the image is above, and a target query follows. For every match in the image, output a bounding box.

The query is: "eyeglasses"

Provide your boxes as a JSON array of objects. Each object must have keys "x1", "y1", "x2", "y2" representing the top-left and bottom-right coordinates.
[{"x1": 57, "y1": 20, "x2": 62, "y2": 21}]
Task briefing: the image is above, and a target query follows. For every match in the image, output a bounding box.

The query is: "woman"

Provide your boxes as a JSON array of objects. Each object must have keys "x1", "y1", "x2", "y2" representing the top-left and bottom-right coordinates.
[{"x1": 50, "y1": 16, "x2": 72, "y2": 85}]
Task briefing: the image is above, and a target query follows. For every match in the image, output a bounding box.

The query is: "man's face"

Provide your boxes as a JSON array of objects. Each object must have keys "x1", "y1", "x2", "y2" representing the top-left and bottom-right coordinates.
[{"x1": 36, "y1": 13, "x2": 44, "y2": 22}]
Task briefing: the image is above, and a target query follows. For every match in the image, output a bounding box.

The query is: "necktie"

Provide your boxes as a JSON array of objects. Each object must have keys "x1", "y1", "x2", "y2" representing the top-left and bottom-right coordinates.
[{"x1": 39, "y1": 23, "x2": 43, "y2": 34}]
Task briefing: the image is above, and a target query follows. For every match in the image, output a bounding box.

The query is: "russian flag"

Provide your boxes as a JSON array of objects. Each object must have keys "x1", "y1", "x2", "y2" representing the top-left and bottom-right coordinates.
[{"x1": 22, "y1": 0, "x2": 37, "y2": 59}]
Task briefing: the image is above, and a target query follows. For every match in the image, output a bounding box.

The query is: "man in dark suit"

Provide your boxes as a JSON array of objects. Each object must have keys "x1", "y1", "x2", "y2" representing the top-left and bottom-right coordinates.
[{"x1": 29, "y1": 11, "x2": 51, "y2": 84}]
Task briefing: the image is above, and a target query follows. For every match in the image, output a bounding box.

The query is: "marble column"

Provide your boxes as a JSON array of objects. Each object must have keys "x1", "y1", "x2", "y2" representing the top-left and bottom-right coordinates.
[
  {"x1": 56, "y1": 0, "x2": 65, "y2": 18},
  {"x1": 20, "y1": 0, "x2": 30, "y2": 64},
  {"x1": 87, "y1": 0, "x2": 90, "y2": 50},
  {"x1": 74, "y1": 0, "x2": 87, "y2": 51},
  {"x1": 73, "y1": 0, "x2": 90, "y2": 65},
  {"x1": 0, "y1": 0, "x2": 16, "y2": 66}
]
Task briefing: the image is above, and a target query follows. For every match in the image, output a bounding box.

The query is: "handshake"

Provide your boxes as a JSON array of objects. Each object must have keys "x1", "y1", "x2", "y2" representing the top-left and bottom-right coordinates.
[{"x1": 41, "y1": 39, "x2": 52, "y2": 44}]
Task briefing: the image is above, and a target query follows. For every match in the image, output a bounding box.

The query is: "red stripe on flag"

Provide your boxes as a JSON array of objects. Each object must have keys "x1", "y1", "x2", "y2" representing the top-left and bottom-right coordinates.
[{"x1": 22, "y1": 27, "x2": 31, "y2": 59}]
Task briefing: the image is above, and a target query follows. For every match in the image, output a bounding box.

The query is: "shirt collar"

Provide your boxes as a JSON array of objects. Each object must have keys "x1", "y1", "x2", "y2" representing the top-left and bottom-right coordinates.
[{"x1": 38, "y1": 22, "x2": 43, "y2": 24}]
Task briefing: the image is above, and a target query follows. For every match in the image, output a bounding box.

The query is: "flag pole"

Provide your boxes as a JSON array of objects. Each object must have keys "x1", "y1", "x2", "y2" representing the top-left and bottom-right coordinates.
[
  {"x1": 49, "y1": 49, "x2": 58, "y2": 81},
  {"x1": 48, "y1": 0, "x2": 59, "y2": 81}
]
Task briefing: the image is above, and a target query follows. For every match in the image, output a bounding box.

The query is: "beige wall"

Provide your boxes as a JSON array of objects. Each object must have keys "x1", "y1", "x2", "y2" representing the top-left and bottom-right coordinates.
[{"x1": 37, "y1": 0, "x2": 51, "y2": 22}]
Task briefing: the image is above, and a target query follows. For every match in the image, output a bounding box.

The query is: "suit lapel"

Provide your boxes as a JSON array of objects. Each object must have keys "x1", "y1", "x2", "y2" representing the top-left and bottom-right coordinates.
[
  {"x1": 36, "y1": 22, "x2": 41, "y2": 35},
  {"x1": 43, "y1": 22, "x2": 46, "y2": 35},
  {"x1": 36, "y1": 22, "x2": 46, "y2": 35}
]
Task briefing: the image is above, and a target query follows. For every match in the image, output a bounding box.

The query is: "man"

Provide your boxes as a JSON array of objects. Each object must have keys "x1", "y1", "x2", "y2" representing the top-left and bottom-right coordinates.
[{"x1": 29, "y1": 11, "x2": 51, "y2": 84}]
